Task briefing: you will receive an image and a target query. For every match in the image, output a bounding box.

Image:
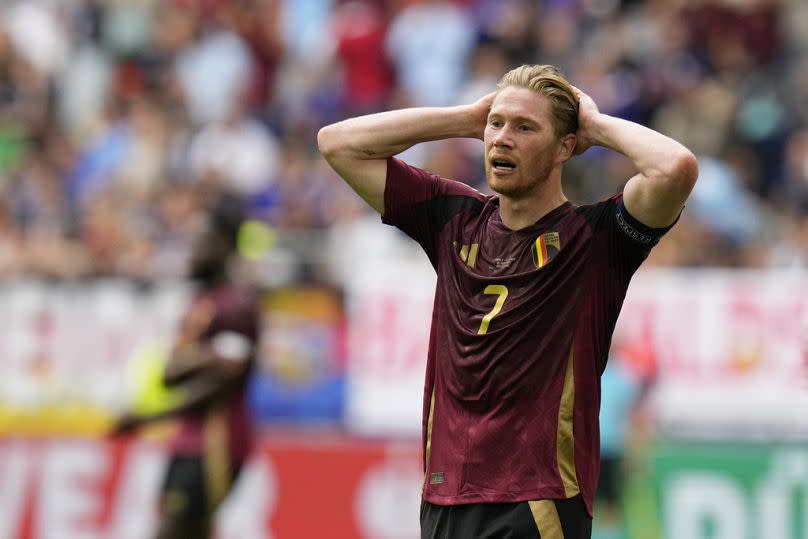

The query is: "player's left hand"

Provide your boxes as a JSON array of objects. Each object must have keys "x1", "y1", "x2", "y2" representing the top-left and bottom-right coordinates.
[{"x1": 572, "y1": 86, "x2": 601, "y2": 155}]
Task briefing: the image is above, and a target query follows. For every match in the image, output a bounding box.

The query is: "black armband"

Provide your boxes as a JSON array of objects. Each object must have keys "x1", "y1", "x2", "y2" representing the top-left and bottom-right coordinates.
[{"x1": 616, "y1": 198, "x2": 679, "y2": 245}]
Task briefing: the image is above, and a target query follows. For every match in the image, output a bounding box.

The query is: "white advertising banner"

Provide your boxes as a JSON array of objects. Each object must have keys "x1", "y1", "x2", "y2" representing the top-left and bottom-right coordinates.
[
  {"x1": 0, "y1": 280, "x2": 191, "y2": 412},
  {"x1": 343, "y1": 240, "x2": 436, "y2": 437},
  {"x1": 617, "y1": 269, "x2": 808, "y2": 438}
]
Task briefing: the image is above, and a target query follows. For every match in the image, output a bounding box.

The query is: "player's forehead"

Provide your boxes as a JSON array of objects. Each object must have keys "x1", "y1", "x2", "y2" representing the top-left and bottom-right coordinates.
[{"x1": 490, "y1": 86, "x2": 551, "y2": 123}]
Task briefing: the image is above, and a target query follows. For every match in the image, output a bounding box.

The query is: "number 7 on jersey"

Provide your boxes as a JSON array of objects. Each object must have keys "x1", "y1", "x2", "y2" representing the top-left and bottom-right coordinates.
[{"x1": 477, "y1": 285, "x2": 509, "y2": 335}]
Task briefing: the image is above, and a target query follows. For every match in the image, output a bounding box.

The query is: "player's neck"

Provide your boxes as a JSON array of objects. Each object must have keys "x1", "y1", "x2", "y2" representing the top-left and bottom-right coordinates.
[{"x1": 498, "y1": 184, "x2": 567, "y2": 231}]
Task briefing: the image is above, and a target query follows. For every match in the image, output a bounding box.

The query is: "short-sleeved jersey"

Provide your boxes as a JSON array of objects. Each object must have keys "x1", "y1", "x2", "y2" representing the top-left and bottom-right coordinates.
[
  {"x1": 382, "y1": 158, "x2": 673, "y2": 516},
  {"x1": 169, "y1": 285, "x2": 260, "y2": 465}
]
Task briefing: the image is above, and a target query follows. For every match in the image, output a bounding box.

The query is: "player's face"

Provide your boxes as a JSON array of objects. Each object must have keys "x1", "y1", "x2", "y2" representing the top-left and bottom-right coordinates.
[{"x1": 484, "y1": 87, "x2": 568, "y2": 199}]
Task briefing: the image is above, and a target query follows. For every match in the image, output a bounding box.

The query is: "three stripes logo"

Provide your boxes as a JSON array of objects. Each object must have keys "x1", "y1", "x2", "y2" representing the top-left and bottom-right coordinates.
[
  {"x1": 531, "y1": 232, "x2": 560, "y2": 269},
  {"x1": 454, "y1": 241, "x2": 479, "y2": 268}
]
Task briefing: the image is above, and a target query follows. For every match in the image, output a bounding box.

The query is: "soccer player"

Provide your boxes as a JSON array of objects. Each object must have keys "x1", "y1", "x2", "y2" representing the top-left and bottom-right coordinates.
[
  {"x1": 317, "y1": 64, "x2": 698, "y2": 537},
  {"x1": 111, "y1": 193, "x2": 260, "y2": 539}
]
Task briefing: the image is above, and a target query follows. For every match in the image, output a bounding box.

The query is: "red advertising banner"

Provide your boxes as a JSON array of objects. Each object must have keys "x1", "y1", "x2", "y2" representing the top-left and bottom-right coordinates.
[{"x1": 0, "y1": 435, "x2": 423, "y2": 539}]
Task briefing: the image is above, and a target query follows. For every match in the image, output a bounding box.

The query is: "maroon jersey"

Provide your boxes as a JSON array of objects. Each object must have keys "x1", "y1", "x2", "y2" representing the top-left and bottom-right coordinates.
[
  {"x1": 169, "y1": 285, "x2": 260, "y2": 465},
  {"x1": 383, "y1": 158, "x2": 673, "y2": 516}
]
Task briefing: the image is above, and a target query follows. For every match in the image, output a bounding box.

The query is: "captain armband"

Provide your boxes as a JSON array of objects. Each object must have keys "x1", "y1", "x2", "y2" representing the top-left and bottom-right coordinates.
[{"x1": 616, "y1": 199, "x2": 677, "y2": 245}]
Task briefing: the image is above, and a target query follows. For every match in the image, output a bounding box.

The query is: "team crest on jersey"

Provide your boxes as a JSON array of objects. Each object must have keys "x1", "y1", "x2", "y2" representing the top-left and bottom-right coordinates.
[{"x1": 531, "y1": 232, "x2": 560, "y2": 269}]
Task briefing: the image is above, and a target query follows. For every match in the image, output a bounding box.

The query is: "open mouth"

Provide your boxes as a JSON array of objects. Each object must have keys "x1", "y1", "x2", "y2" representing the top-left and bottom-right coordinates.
[{"x1": 491, "y1": 159, "x2": 516, "y2": 171}]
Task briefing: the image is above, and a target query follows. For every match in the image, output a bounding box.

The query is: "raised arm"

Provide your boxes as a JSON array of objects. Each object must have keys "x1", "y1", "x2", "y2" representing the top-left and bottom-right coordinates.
[
  {"x1": 573, "y1": 88, "x2": 699, "y2": 228},
  {"x1": 317, "y1": 95, "x2": 493, "y2": 214}
]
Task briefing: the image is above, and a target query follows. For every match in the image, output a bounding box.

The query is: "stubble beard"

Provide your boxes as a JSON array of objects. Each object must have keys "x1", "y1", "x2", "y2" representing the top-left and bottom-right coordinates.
[{"x1": 486, "y1": 159, "x2": 555, "y2": 200}]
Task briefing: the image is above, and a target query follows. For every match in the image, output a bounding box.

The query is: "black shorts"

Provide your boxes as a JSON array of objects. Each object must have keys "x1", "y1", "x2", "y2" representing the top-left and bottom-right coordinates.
[
  {"x1": 421, "y1": 495, "x2": 592, "y2": 539},
  {"x1": 595, "y1": 454, "x2": 622, "y2": 506},
  {"x1": 159, "y1": 454, "x2": 243, "y2": 523}
]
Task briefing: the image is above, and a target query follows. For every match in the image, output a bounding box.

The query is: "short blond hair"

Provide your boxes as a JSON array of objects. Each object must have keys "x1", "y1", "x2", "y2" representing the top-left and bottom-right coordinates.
[{"x1": 496, "y1": 64, "x2": 579, "y2": 138}]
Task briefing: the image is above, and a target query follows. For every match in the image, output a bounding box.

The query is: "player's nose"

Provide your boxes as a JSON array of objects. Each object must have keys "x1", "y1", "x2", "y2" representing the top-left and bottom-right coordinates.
[{"x1": 492, "y1": 124, "x2": 515, "y2": 148}]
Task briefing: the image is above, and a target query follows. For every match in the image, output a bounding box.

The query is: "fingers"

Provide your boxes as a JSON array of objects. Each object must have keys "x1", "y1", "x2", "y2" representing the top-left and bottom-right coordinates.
[
  {"x1": 476, "y1": 91, "x2": 497, "y2": 111},
  {"x1": 571, "y1": 86, "x2": 598, "y2": 109}
]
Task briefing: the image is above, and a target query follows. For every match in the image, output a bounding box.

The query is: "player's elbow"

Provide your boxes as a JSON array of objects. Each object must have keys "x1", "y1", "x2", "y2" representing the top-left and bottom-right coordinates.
[
  {"x1": 657, "y1": 148, "x2": 699, "y2": 199},
  {"x1": 317, "y1": 123, "x2": 344, "y2": 161},
  {"x1": 672, "y1": 149, "x2": 699, "y2": 194}
]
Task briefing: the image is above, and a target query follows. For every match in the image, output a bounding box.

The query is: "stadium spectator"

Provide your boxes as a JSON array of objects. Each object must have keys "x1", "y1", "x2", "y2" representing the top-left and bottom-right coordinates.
[
  {"x1": 385, "y1": 0, "x2": 476, "y2": 107},
  {"x1": 331, "y1": 0, "x2": 395, "y2": 115},
  {"x1": 0, "y1": 0, "x2": 803, "y2": 278},
  {"x1": 595, "y1": 351, "x2": 646, "y2": 539}
]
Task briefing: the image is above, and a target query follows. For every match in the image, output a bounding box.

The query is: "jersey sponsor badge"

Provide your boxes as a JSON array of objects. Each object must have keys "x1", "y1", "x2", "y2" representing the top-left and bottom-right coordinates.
[{"x1": 531, "y1": 232, "x2": 560, "y2": 269}]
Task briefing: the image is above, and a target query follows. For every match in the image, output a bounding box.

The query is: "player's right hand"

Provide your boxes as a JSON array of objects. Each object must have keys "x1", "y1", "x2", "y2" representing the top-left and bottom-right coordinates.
[{"x1": 471, "y1": 92, "x2": 497, "y2": 139}]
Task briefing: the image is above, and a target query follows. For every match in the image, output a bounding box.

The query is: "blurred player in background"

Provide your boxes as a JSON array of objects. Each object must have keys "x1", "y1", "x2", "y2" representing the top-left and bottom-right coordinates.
[
  {"x1": 111, "y1": 193, "x2": 260, "y2": 539},
  {"x1": 318, "y1": 64, "x2": 698, "y2": 537},
  {"x1": 595, "y1": 351, "x2": 644, "y2": 539}
]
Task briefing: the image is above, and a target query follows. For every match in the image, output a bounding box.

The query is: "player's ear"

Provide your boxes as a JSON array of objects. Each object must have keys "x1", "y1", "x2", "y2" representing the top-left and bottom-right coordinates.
[{"x1": 557, "y1": 133, "x2": 577, "y2": 163}]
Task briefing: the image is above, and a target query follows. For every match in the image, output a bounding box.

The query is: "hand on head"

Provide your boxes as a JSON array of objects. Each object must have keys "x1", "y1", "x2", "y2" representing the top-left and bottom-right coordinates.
[
  {"x1": 571, "y1": 86, "x2": 600, "y2": 155},
  {"x1": 471, "y1": 92, "x2": 497, "y2": 139}
]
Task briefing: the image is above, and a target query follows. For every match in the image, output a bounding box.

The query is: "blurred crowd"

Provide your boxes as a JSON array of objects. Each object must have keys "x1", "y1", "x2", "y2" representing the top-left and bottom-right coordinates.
[{"x1": 1, "y1": 0, "x2": 807, "y2": 285}]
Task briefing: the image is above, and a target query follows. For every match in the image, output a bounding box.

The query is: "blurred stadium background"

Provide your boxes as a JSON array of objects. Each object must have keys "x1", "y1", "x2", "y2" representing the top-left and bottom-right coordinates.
[{"x1": 0, "y1": 0, "x2": 807, "y2": 538}]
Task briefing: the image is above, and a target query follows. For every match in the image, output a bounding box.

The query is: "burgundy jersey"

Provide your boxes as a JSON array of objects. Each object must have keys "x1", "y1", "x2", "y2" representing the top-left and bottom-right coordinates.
[
  {"x1": 169, "y1": 285, "x2": 260, "y2": 464},
  {"x1": 382, "y1": 158, "x2": 673, "y2": 516}
]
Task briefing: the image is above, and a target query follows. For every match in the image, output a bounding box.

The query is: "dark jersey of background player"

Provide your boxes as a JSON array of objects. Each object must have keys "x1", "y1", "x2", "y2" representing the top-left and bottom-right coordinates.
[
  {"x1": 111, "y1": 193, "x2": 260, "y2": 539},
  {"x1": 384, "y1": 157, "x2": 673, "y2": 519},
  {"x1": 160, "y1": 276, "x2": 259, "y2": 535}
]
